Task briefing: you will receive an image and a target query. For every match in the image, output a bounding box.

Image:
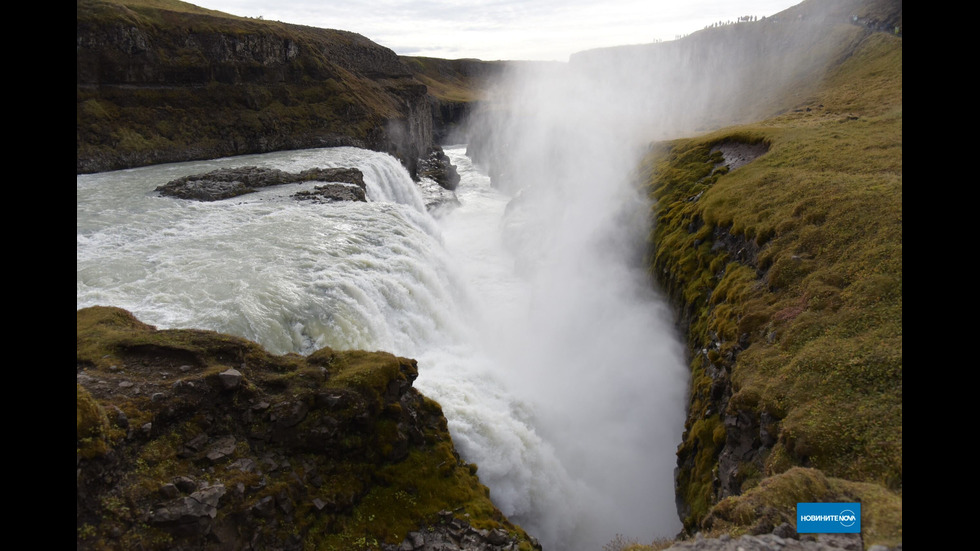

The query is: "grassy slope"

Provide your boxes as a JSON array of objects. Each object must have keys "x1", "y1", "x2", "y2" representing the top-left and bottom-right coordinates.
[
  {"x1": 399, "y1": 57, "x2": 488, "y2": 103},
  {"x1": 639, "y1": 20, "x2": 900, "y2": 549},
  {"x1": 79, "y1": 0, "x2": 243, "y2": 18}
]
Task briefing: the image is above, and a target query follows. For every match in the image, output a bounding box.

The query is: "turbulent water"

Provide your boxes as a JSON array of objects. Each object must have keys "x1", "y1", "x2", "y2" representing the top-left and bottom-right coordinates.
[{"x1": 76, "y1": 144, "x2": 688, "y2": 550}]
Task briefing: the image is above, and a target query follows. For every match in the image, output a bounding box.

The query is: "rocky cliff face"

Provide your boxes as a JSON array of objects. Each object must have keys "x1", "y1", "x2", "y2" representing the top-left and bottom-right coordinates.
[
  {"x1": 76, "y1": 306, "x2": 539, "y2": 550},
  {"x1": 399, "y1": 57, "x2": 509, "y2": 146},
  {"x1": 76, "y1": 0, "x2": 436, "y2": 177},
  {"x1": 637, "y1": 2, "x2": 902, "y2": 542}
]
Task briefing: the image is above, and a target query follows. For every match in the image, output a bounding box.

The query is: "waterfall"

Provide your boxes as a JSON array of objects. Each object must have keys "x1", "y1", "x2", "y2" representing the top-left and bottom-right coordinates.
[{"x1": 77, "y1": 142, "x2": 688, "y2": 550}]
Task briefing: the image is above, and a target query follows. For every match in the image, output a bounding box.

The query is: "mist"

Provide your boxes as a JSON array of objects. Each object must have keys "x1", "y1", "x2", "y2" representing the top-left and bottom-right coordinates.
[
  {"x1": 446, "y1": 10, "x2": 850, "y2": 546},
  {"x1": 450, "y1": 53, "x2": 700, "y2": 549}
]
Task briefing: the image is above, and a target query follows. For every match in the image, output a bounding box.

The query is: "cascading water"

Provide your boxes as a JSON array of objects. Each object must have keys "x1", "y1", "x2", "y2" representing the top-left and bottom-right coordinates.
[{"x1": 77, "y1": 140, "x2": 688, "y2": 549}]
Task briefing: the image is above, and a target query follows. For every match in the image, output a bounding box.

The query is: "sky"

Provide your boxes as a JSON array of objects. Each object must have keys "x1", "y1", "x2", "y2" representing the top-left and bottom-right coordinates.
[{"x1": 189, "y1": 0, "x2": 804, "y2": 61}]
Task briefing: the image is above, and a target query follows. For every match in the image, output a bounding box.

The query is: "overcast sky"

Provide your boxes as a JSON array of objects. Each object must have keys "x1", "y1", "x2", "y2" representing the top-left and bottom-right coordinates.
[{"x1": 189, "y1": 0, "x2": 804, "y2": 61}]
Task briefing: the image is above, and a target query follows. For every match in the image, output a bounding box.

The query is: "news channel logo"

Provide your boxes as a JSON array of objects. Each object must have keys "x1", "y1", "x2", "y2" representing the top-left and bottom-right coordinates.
[{"x1": 796, "y1": 502, "x2": 861, "y2": 533}]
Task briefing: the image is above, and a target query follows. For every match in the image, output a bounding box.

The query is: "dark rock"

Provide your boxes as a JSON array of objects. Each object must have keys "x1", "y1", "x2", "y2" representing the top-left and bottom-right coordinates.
[
  {"x1": 269, "y1": 399, "x2": 310, "y2": 429},
  {"x1": 205, "y1": 435, "x2": 237, "y2": 463},
  {"x1": 218, "y1": 368, "x2": 243, "y2": 390},
  {"x1": 276, "y1": 489, "x2": 294, "y2": 514},
  {"x1": 159, "y1": 483, "x2": 180, "y2": 499},
  {"x1": 293, "y1": 182, "x2": 366, "y2": 203},
  {"x1": 487, "y1": 528, "x2": 511, "y2": 545},
  {"x1": 173, "y1": 476, "x2": 198, "y2": 493},
  {"x1": 773, "y1": 522, "x2": 797, "y2": 539},
  {"x1": 417, "y1": 147, "x2": 461, "y2": 191},
  {"x1": 108, "y1": 405, "x2": 129, "y2": 428},
  {"x1": 228, "y1": 457, "x2": 257, "y2": 473},
  {"x1": 184, "y1": 433, "x2": 208, "y2": 452},
  {"x1": 383, "y1": 511, "x2": 540, "y2": 551},
  {"x1": 251, "y1": 495, "x2": 276, "y2": 519},
  {"x1": 149, "y1": 484, "x2": 226, "y2": 536},
  {"x1": 710, "y1": 140, "x2": 769, "y2": 172},
  {"x1": 155, "y1": 166, "x2": 366, "y2": 202}
]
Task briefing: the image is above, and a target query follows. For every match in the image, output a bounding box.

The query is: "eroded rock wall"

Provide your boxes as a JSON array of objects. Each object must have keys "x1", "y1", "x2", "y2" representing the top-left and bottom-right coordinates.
[{"x1": 76, "y1": 0, "x2": 435, "y2": 176}]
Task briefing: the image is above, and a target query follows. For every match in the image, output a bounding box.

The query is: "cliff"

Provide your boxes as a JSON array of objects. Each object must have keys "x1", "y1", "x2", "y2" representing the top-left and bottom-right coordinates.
[
  {"x1": 77, "y1": 0, "x2": 435, "y2": 177},
  {"x1": 638, "y1": 1, "x2": 902, "y2": 547},
  {"x1": 76, "y1": 0, "x2": 902, "y2": 547},
  {"x1": 76, "y1": 306, "x2": 540, "y2": 550},
  {"x1": 398, "y1": 56, "x2": 510, "y2": 145}
]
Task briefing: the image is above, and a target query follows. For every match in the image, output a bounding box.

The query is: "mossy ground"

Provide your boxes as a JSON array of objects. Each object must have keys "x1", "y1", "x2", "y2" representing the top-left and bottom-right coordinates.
[
  {"x1": 641, "y1": 22, "x2": 900, "y2": 548},
  {"x1": 702, "y1": 468, "x2": 902, "y2": 547},
  {"x1": 76, "y1": 306, "x2": 536, "y2": 550}
]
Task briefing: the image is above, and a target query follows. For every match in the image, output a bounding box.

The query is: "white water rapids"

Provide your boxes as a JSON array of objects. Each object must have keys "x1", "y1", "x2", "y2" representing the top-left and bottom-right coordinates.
[{"x1": 76, "y1": 144, "x2": 689, "y2": 550}]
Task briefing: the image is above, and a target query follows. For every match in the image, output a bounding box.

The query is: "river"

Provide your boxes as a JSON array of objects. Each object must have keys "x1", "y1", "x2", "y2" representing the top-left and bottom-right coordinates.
[{"x1": 76, "y1": 143, "x2": 688, "y2": 550}]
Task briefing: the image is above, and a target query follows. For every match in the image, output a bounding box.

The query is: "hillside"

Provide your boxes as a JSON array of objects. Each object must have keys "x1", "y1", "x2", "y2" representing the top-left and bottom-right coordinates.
[
  {"x1": 77, "y1": 0, "x2": 435, "y2": 177},
  {"x1": 635, "y1": 1, "x2": 902, "y2": 548}
]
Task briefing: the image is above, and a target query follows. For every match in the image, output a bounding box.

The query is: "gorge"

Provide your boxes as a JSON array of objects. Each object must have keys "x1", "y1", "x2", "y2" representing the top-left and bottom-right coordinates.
[
  {"x1": 77, "y1": 140, "x2": 689, "y2": 550},
  {"x1": 77, "y1": 1, "x2": 902, "y2": 550}
]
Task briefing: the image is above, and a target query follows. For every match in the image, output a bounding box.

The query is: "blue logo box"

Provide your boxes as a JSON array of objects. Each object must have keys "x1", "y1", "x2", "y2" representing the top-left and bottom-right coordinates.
[{"x1": 797, "y1": 502, "x2": 861, "y2": 533}]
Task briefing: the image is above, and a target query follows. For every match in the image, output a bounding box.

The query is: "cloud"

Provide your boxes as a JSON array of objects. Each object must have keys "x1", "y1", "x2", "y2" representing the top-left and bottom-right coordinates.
[{"x1": 190, "y1": 1, "x2": 803, "y2": 62}]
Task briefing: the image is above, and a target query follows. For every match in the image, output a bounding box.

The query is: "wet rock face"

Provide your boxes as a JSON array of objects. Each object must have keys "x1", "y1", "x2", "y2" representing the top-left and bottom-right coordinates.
[
  {"x1": 417, "y1": 147, "x2": 461, "y2": 191},
  {"x1": 154, "y1": 166, "x2": 367, "y2": 202}
]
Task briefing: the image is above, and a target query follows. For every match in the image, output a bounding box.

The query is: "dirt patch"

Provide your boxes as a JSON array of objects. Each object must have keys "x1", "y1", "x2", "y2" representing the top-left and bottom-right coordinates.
[{"x1": 712, "y1": 141, "x2": 769, "y2": 171}]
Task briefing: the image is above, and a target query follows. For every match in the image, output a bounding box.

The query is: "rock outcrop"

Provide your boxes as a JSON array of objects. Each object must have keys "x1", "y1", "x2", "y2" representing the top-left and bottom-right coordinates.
[
  {"x1": 661, "y1": 527, "x2": 886, "y2": 551},
  {"x1": 155, "y1": 166, "x2": 367, "y2": 202},
  {"x1": 417, "y1": 148, "x2": 460, "y2": 191},
  {"x1": 382, "y1": 509, "x2": 539, "y2": 551},
  {"x1": 76, "y1": 306, "x2": 539, "y2": 550},
  {"x1": 399, "y1": 56, "x2": 510, "y2": 145}
]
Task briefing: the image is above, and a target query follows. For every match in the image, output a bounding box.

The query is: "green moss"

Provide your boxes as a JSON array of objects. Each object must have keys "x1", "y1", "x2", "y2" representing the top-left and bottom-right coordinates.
[
  {"x1": 77, "y1": 385, "x2": 111, "y2": 459},
  {"x1": 676, "y1": 413, "x2": 724, "y2": 530},
  {"x1": 702, "y1": 468, "x2": 901, "y2": 548},
  {"x1": 77, "y1": 306, "x2": 536, "y2": 550},
  {"x1": 643, "y1": 24, "x2": 901, "y2": 541}
]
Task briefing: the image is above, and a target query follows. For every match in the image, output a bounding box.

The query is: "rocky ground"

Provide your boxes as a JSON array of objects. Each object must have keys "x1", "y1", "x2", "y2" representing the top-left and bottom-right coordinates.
[
  {"x1": 663, "y1": 525, "x2": 901, "y2": 551},
  {"x1": 711, "y1": 140, "x2": 770, "y2": 172}
]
